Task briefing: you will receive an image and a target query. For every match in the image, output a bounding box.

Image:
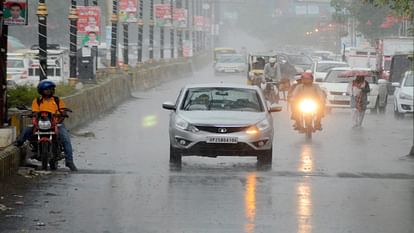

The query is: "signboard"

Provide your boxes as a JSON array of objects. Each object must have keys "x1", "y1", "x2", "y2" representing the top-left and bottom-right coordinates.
[
  {"x1": 173, "y1": 8, "x2": 187, "y2": 28},
  {"x1": 119, "y1": 0, "x2": 138, "y2": 23},
  {"x1": 3, "y1": 0, "x2": 28, "y2": 26},
  {"x1": 155, "y1": 4, "x2": 172, "y2": 27},
  {"x1": 77, "y1": 6, "x2": 101, "y2": 47},
  {"x1": 203, "y1": 17, "x2": 211, "y2": 32},
  {"x1": 193, "y1": 16, "x2": 204, "y2": 31}
]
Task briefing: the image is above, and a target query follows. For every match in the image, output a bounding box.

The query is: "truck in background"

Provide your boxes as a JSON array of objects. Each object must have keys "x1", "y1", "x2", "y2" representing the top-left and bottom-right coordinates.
[
  {"x1": 344, "y1": 47, "x2": 377, "y2": 70},
  {"x1": 376, "y1": 37, "x2": 414, "y2": 80}
]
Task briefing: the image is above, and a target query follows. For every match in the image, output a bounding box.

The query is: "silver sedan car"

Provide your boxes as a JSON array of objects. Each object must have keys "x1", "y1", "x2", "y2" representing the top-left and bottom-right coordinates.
[{"x1": 162, "y1": 83, "x2": 282, "y2": 164}]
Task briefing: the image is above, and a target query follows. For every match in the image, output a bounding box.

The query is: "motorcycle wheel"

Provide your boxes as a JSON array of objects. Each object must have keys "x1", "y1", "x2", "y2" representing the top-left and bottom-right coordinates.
[
  {"x1": 41, "y1": 142, "x2": 50, "y2": 170},
  {"x1": 49, "y1": 159, "x2": 58, "y2": 170},
  {"x1": 304, "y1": 116, "x2": 313, "y2": 140}
]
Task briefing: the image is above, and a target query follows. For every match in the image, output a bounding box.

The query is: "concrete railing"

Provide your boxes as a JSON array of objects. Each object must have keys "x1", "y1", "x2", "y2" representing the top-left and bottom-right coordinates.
[{"x1": 0, "y1": 51, "x2": 212, "y2": 178}]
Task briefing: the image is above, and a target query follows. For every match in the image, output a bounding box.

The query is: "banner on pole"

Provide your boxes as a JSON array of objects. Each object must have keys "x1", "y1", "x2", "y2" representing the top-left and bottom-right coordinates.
[
  {"x1": 77, "y1": 6, "x2": 102, "y2": 47},
  {"x1": 154, "y1": 4, "x2": 172, "y2": 27},
  {"x1": 119, "y1": 0, "x2": 138, "y2": 23},
  {"x1": 3, "y1": 0, "x2": 28, "y2": 26},
  {"x1": 194, "y1": 16, "x2": 204, "y2": 31},
  {"x1": 173, "y1": 8, "x2": 187, "y2": 28}
]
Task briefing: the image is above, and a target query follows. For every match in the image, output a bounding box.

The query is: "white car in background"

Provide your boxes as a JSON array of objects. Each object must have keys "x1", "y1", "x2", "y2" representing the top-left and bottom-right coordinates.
[
  {"x1": 392, "y1": 71, "x2": 413, "y2": 118},
  {"x1": 7, "y1": 53, "x2": 29, "y2": 87},
  {"x1": 320, "y1": 67, "x2": 388, "y2": 113},
  {"x1": 311, "y1": 60, "x2": 349, "y2": 82},
  {"x1": 214, "y1": 54, "x2": 247, "y2": 75}
]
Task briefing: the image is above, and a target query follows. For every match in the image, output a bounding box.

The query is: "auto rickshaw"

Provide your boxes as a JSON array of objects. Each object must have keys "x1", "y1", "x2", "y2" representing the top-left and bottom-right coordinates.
[
  {"x1": 214, "y1": 48, "x2": 237, "y2": 63},
  {"x1": 247, "y1": 52, "x2": 277, "y2": 86}
]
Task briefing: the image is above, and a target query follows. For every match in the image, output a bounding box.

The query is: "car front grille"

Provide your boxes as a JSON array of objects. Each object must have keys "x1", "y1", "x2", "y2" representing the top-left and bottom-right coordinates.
[{"x1": 195, "y1": 126, "x2": 249, "y2": 134}]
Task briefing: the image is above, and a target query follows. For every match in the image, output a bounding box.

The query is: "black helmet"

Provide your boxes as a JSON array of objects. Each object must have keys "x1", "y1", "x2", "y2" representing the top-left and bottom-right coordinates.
[{"x1": 37, "y1": 80, "x2": 56, "y2": 95}]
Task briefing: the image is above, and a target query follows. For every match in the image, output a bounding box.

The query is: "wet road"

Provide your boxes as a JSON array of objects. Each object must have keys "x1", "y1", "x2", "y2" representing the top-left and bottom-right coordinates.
[{"x1": 1, "y1": 68, "x2": 414, "y2": 233}]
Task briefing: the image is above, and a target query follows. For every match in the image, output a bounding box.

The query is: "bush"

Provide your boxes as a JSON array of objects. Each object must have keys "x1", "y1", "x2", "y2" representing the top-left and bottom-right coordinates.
[{"x1": 7, "y1": 85, "x2": 76, "y2": 109}]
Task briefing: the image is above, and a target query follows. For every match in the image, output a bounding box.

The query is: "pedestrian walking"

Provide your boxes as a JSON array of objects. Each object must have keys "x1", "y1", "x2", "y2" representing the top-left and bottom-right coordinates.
[{"x1": 347, "y1": 75, "x2": 370, "y2": 128}]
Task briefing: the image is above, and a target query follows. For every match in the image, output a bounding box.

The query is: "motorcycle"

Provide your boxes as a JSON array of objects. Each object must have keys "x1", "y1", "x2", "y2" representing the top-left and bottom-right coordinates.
[
  {"x1": 18, "y1": 105, "x2": 72, "y2": 170},
  {"x1": 297, "y1": 98, "x2": 318, "y2": 139},
  {"x1": 263, "y1": 78, "x2": 280, "y2": 104}
]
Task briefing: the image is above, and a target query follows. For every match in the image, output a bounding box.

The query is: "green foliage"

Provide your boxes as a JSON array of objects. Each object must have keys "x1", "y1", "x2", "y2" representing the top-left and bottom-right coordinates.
[
  {"x1": 366, "y1": 0, "x2": 413, "y2": 20},
  {"x1": 7, "y1": 85, "x2": 76, "y2": 109}
]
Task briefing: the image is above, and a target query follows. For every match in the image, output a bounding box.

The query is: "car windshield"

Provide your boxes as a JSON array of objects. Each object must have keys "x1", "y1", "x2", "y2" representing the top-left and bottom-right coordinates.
[
  {"x1": 288, "y1": 55, "x2": 312, "y2": 65},
  {"x1": 217, "y1": 55, "x2": 244, "y2": 64},
  {"x1": 181, "y1": 87, "x2": 263, "y2": 112},
  {"x1": 325, "y1": 70, "x2": 375, "y2": 83},
  {"x1": 316, "y1": 63, "x2": 348, "y2": 72},
  {"x1": 7, "y1": 59, "x2": 24, "y2": 68},
  {"x1": 404, "y1": 74, "x2": 414, "y2": 87}
]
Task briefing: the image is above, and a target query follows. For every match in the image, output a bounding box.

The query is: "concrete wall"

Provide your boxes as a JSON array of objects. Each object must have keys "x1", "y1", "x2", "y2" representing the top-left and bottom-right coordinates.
[{"x1": 0, "y1": 52, "x2": 211, "y2": 178}]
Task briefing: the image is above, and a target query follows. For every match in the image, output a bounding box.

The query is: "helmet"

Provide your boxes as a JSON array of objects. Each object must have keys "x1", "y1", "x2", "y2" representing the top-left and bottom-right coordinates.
[
  {"x1": 301, "y1": 72, "x2": 313, "y2": 80},
  {"x1": 269, "y1": 57, "x2": 277, "y2": 63},
  {"x1": 37, "y1": 80, "x2": 56, "y2": 95}
]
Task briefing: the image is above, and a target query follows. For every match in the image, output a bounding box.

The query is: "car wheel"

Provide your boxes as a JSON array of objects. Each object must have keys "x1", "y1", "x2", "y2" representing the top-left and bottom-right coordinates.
[
  {"x1": 257, "y1": 148, "x2": 272, "y2": 164},
  {"x1": 394, "y1": 103, "x2": 404, "y2": 119},
  {"x1": 170, "y1": 145, "x2": 182, "y2": 164}
]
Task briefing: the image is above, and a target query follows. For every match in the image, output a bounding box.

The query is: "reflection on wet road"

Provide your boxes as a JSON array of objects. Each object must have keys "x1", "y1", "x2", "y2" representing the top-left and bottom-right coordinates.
[
  {"x1": 244, "y1": 173, "x2": 257, "y2": 233},
  {"x1": 1, "y1": 69, "x2": 413, "y2": 233}
]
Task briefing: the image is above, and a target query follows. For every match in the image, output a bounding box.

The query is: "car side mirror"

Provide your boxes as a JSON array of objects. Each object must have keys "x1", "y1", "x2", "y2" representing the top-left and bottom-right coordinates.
[
  {"x1": 392, "y1": 82, "x2": 400, "y2": 87},
  {"x1": 269, "y1": 104, "x2": 282, "y2": 113},
  {"x1": 162, "y1": 102, "x2": 176, "y2": 111},
  {"x1": 378, "y1": 79, "x2": 388, "y2": 85}
]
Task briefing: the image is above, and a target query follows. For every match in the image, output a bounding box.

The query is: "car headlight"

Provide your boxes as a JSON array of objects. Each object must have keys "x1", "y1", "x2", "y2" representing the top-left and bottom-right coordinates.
[
  {"x1": 256, "y1": 119, "x2": 270, "y2": 131},
  {"x1": 38, "y1": 120, "x2": 52, "y2": 130},
  {"x1": 399, "y1": 92, "x2": 413, "y2": 100},
  {"x1": 175, "y1": 116, "x2": 199, "y2": 133}
]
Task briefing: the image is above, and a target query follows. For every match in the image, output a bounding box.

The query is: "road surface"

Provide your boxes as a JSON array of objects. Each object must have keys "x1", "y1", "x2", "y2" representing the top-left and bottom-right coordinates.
[{"x1": 1, "y1": 67, "x2": 413, "y2": 233}]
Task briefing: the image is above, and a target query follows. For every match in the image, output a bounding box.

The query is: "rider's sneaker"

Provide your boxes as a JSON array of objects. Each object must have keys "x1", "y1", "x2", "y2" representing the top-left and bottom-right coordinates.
[{"x1": 65, "y1": 161, "x2": 78, "y2": 171}]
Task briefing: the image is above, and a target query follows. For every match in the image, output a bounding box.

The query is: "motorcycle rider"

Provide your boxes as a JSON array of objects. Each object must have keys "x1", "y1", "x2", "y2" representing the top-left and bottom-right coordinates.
[
  {"x1": 288, "y1": 75, "x2": 303, "y2": 128},
  {"x1": 291, "y1": 72, "x2": 325, "y2": 131},
  {"x1": 14, "y1": 80, "x2": 78, "y2": 171},
  {"x1": 263, "y1": 57, "x2": 281, "y2": 82}
]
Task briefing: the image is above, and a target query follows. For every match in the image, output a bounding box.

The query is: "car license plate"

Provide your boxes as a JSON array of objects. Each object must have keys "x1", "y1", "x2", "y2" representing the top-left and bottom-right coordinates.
[
  {"x1": 334, "y1": 95, "x2": 349, "y2": 101},
  {"x1": 206, "y1": 137, "x2": 238, "y2": 144}
]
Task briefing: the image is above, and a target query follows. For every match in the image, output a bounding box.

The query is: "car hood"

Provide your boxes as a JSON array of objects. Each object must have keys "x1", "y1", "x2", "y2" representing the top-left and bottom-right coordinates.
[
  {"x1": 401, "y1": 87, "x2": 414, "y2": 97},
  {"x1": 178, "y1": 111, "x2": 265, "y2": 126}
]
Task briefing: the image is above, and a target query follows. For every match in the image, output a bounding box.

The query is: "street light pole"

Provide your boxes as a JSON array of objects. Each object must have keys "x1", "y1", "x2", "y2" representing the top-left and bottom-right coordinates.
[
  {"x1": 137, "y1": 0, "x2": 143, "y2": 63},
  {"x1": 123, "y1": 23, "x2": 128, "y2": 66},
  {"x1": 37, "y1": 0, "x2": 48, "y2": 81},
  {"x1": 68, "y1": 1, "x2": 78, "y2": 85},
  {"x1": 0, "y1": 0, "x2": 8, "y2": 126},
  {"x1": 160, "y1": 0, "x2": 165, "y2": 59},
  {"x1": 177, "y1": 0, "x2": 183, "y2": 57},
  {"x1": 192, "y1": 0, "x2": 196, "y2": 55},
  {"x1": 110, "y1": 0, "x2": 118, "y2": 67},
  {"x1": 149, "y1": 0, "x2": 154, "y2": 61},
  {"x1": 170, "y1": 0, "x2": 175, "y2": 58}
]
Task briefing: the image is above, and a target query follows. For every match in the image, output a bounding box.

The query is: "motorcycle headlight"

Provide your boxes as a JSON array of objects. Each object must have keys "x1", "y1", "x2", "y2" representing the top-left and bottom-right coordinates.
[
  {"x1": 175, "y1": 116, "x2": 199, "y2": 133},
  {"x1": 38, "y1": 120, "x2": 52, "y2": 130},
  {"x1": 399, "y1": 92, "x2": 413, "y2": 100},
  {"x1": 299, "y1": 99, "x2": 318, "y2": 113}
]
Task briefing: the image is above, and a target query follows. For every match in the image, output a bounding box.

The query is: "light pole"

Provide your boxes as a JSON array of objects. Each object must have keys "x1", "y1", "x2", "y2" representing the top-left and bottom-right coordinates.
[
  {"x1": 37, "y1": 0, "x2": 48, "y2": 81},
  {"x1": 137, "y1": 0, "x2": 143, "y2": 63},
  {"x1": 110, "y1": 0, "x2": 118, "y2": 67},
  {"x1": 68, "y1": 0, "x2": 78, "y2": 84},
  {"x1": 170, "y1": 0, "x2": 175, "y2": 58},
  {"x1": 0, "y1": 0, "x2": 8, "y2": 126},
  {"x1": 160, "y1": 0, "x2": 165, "y2": 59},
  {"x1": 177, "y1": 0, "x2": 183, "y2": 57},
  {"x1": 123, "y1": 23, "x2": 128, "y2": 66},
  {"x1": 149, "y1": 0, "x2": 154, "y2": 61}
]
